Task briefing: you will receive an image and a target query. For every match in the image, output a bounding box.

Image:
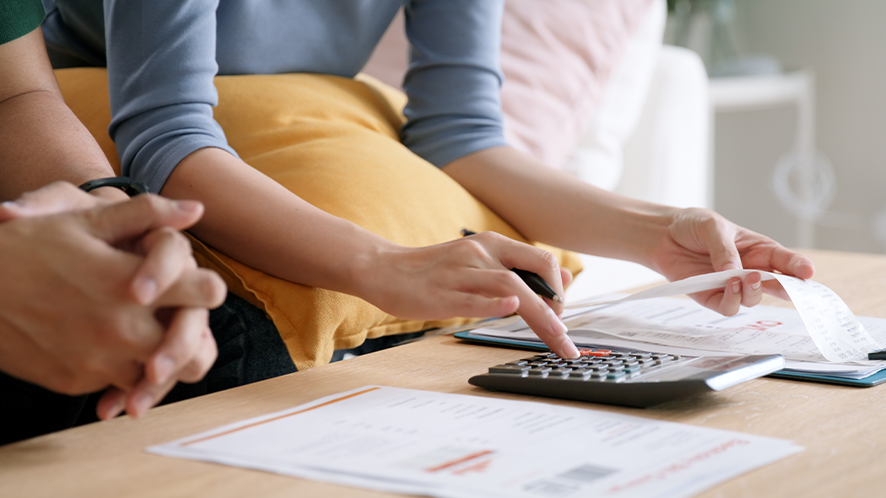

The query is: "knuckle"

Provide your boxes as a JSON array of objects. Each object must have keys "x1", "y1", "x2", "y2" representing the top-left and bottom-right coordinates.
[
  {"x1": 197, "y1": 271, "x2": 227, "y2": 306},
  {"x1": 701, "y1": 215, "x2": 720, "y2": 232},
  {"x1": 154, "y1": 225, "x2": 179, "y2": 240},
  {"x1": 168, "y1": 228, "x2": 191, "y2": 250},
  {"x1": 491, "y1": 270, "x2": 521, "y2": 290},
  {"x1": 535, "y1": 248, "x2": 559, "y2": 268},
  {"x1": 181, "y1": 346, "x2": 217, "y2": 382},
  {"x1": 135, "y1": 194, "x2": 165, "y2": 218},
  {"x1": 456, "y1": 239, "x2": 487, "y2": 260},
  {"x1": 71, "y1": 354, "x2": 110, "y2": 380},
  {"x1": 55, "y1": 376, "x2": 91, "y2": 396},
  {"x1": 477, "y1": 231, "x2": 503, "y2": 242}
]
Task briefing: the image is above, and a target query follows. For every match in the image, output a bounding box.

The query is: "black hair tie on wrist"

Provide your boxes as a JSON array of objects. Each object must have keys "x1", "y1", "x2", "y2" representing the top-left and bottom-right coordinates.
[{"x1": 79, "y1": 177, "x2": 150, "y2": 197}]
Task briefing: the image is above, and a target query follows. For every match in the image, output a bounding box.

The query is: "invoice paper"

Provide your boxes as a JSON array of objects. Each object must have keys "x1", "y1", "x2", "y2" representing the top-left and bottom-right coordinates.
[
  {"x1": 563, "y1": 270, "x2": 880, "y2": 363},
  {"x1": 149, "y1": 386, "x2": 802, "y2": 498},
  {"x1": 475, "y1": 297, "x2": 886, "y2": 378}
]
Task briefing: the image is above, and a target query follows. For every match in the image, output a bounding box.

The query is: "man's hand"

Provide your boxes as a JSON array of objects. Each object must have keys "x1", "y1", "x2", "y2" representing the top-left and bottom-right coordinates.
[
  {"x1": 0, "y1": 183, "x2": 226, "y2": 419},
  {"x1": 356, "y1": 231, "x2": 579, "y2": 359},
  {"x1": 649, "y1": 207, "x2": 815, "y2": 316}
]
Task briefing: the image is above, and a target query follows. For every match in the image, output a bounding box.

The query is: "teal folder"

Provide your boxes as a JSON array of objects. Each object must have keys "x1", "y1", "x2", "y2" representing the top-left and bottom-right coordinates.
[{"x1": 454, "y1": 331, "x2": 886, "y2": 388}]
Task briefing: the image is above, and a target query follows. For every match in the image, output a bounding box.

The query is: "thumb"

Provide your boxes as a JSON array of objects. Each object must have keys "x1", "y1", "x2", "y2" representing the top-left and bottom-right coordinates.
[{"x1": 84, "y1": 195, "x2": 204, "y2": 245}]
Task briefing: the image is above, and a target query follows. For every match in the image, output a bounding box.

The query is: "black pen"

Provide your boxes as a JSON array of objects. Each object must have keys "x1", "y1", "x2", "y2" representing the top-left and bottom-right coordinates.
[{"x1": 460, "y1": 229, "x2": 563, "y2": 303}]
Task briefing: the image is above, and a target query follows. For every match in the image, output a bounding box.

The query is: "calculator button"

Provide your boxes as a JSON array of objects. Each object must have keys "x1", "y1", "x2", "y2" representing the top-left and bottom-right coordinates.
[
  {"x1": 607, "y1": 371, "x2": 626, "y2": 380},
  {"x1": 579, "y1": 349, "x2": 611, "y2": 357},
  {"x1": 489, "y1": 365, "x2": 530, "y2": 374},
  {"x1": 506, "y1": 360, "x2": 529, "y2": 366},
  {"x1": 528, "y1": 367, "x2": 551, "y2": 376},
  {"x1": 569, "y1": 370, "x2": 592, "y2": 378}
]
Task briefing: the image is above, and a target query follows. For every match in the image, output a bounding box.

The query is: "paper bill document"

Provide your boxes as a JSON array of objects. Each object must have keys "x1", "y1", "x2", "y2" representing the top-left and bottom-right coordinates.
[
  {"x1": 563, "y1": 270, "x2": 881, "y2": 363},
  {"x1": 475, "y1": 297, "x2": 886, "y2": 379},
  {"x1": 467, "y1": 270, "x2": 886, "y2": 378},
  {"x1": 149, "y1": 386, "x2": 802, "y2": 498}
]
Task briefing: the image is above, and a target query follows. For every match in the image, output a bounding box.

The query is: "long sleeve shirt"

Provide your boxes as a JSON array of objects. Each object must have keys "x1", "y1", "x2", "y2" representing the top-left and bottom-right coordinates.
[{"x1": 41, "y1": 0, "x2": 508, "y2": 194}]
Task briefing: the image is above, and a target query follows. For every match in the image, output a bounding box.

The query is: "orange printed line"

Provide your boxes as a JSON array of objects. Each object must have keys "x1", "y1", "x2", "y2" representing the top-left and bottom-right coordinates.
[
  {"x1": 180, "y1": 387, "x2": 381, "y2": 447},
  {"x1": 425, "y1": 450, "x2": 494, "y2": 473}
]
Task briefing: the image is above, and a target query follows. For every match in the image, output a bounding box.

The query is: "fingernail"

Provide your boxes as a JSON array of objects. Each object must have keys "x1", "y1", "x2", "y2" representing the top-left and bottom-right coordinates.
[
  {"x1": 132, "y1": 277, "x2": 157, "y2": 304},
  {"x1": 546, "y1": 309, "x2": 579, "y2": 358},
  {"x1": 154, "y1": 354, "x2": 175, "y2": 384},
  {"x1": 731, "y1": 280, "x2": 741, "y2": 293},
  {"x1": 132, "y1": 392, "x2": 154, "y2": 417},
  {"x1": 750, "y1": 280, "x2": 762, "y2": 290},
  {"x1": 0, "y1": 201, "x2": 23, "y2": 213},
  {"x1": 171, "y1": 200, "x2": 201, "y2": 214},
  {"x1": 558, "y1": 336, "x2": 580, "y2": 359}
]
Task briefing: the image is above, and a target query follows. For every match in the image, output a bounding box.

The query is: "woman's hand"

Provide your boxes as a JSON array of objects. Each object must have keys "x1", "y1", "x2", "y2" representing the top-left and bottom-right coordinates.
[
  {"x1": 649, "y1": 207, "x2": 815, "y2": 316},
  {"x1": 356, "y1": 232, "x2": 579, "y2": 358}
]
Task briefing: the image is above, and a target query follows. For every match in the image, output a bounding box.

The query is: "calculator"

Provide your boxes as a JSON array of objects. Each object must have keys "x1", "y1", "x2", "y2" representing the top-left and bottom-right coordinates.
[{"x1": 468, "y1": 349, "x2": 785, "y2": 408}]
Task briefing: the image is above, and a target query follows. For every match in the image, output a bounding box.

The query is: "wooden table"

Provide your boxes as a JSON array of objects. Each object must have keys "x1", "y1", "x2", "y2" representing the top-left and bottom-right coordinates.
[{"x1": 2, "y1": 249, "x2": 886, "y2": 497}]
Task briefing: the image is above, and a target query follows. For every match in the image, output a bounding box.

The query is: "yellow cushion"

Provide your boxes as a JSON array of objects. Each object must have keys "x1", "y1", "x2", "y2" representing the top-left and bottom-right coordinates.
[{"x1": 55, "y1": 68, "x2": 583, "y2": 370}]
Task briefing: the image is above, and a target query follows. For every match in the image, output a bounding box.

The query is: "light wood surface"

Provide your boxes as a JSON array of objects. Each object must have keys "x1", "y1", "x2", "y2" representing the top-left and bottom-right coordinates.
[{"x1": 2, "y1": 249, "x2": 885, "y2": 497}]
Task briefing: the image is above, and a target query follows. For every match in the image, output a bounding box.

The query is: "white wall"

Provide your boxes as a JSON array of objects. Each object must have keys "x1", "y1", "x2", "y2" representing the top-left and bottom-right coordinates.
[{"x1": 714, "y1": 0, "x2": 886, "y2": 253}]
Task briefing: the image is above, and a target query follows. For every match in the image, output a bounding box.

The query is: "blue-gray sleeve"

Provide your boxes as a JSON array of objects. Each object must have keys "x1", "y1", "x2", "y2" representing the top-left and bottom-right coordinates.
[
  {"x1": 104, "y1": 0, "x2": 237, "y2": 194},
  {"x1": 401, "y1": 0, "x2": 508, "y2": 168}
]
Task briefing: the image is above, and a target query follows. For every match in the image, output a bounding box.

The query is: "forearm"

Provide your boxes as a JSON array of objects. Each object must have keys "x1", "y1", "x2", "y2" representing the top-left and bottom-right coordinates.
[
  {"x1": 0, "y1": 30, "x2": 115, "y2": 201},
  {"x1": 443, "y1": 146, "x2": 678, "y2": 266},
  {"x1": 0, "y1": 92, "x2": 116, "y2": 199},
  {"x1": 162, "y1": 149, "x2": 579, "y2": 357},
  {"x1": 161, "y1": 148, "x2": 398, "y2": 297}
]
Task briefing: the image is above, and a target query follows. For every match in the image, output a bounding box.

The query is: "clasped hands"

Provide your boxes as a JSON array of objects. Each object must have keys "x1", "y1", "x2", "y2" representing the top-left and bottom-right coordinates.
[{"x1": 0, "y1": 182, "x2": 226, "y2": 420}]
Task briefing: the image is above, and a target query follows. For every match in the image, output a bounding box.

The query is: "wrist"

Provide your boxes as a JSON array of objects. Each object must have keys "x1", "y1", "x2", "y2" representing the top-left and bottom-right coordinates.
[
  {"x1": 608, "y1": 203, "x2": 679, "y2": 266},
  {"x1": 88, "y1": 186, "x2": 131, "y2": 203},
  {"x1": 345, "y1": 235, "x2": 407, "y2": 302}
]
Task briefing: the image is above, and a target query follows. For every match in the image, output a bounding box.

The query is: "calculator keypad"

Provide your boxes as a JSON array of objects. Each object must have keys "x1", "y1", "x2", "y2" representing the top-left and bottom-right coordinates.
[{"x1": 486, "y1": 350, "x2": 682, "y2": 383}]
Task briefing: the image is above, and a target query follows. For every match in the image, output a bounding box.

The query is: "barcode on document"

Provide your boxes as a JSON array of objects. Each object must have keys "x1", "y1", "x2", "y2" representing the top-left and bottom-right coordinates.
[{"x1": 557, "y1": 463, "x2": 617, "y2": 483}]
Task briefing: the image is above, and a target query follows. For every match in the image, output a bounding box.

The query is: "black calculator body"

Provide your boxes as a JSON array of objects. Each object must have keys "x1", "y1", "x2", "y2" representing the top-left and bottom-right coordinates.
[{"x1": 468, "y1": 350, "x2": 785, "y2": 408}]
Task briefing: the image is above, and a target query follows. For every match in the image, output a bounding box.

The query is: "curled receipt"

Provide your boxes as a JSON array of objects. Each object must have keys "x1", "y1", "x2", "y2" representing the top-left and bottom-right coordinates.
[{"x1": 565, "y1": 270, "x2": 882, "y2": 363}]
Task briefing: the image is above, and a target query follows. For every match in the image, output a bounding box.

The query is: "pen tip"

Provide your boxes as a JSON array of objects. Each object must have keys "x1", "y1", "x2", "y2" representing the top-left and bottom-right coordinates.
[{"x1": 553, "y1": 295, "x2": 563, "y2": 303}]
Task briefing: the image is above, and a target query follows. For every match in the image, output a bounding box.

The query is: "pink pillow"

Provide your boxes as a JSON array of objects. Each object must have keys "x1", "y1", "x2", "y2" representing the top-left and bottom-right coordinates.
[{"x1": 363, "y1": 0, "x2": 655, "y2": 169}]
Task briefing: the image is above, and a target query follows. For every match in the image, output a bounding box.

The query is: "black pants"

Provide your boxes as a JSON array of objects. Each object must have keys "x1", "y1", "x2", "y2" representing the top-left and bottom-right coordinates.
[{"x1": 0, "y1": 293, "x2": 425, "y2": 446}]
